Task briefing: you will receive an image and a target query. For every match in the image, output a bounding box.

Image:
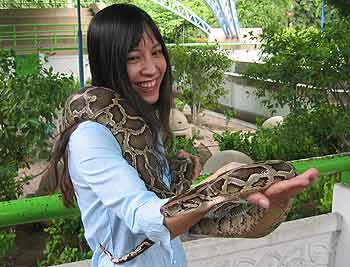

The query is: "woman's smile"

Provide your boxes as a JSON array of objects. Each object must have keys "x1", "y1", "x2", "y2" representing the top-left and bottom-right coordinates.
[
  {"x1": 135, "y1": 79, "x2": 157, "y2": 89},
  {"x1": 134, "y1": 78, "x2": 159, "y2": 94}
]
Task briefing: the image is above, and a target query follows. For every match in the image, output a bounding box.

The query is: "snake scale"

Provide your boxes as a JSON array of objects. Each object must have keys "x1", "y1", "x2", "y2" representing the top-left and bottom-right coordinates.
[{"x1": 61, "y1": 86, "x2": 296, "y2": 264}]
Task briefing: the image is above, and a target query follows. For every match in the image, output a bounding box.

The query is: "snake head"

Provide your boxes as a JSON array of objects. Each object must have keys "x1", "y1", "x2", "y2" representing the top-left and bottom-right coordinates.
[{"x1": 260, "y1": 160, "x2": 297, "y2": 179}]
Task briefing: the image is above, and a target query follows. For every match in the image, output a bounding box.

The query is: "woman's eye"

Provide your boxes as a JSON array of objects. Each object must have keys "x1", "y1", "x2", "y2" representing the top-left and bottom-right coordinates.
[
  {"x1": 127, "y1": 55, "x2": 140, "y2": 62},
  {"x1": 152, "y1": 50, "x2": 163, "y2": 56}
]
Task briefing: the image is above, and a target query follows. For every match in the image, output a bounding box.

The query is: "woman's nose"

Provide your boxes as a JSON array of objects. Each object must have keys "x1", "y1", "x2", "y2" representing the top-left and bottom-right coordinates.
[{"x1": 141, "y1": 58, "x2": 157, "y2": 75}]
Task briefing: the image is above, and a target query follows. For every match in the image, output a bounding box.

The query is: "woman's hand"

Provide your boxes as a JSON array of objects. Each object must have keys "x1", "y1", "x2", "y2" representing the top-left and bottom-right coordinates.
[
  {"x1": 176, "y1": 150, "x2": 201, "y2": 181},
  {"x1": 246, "y1": 168, "x2": 319, "y2": 209}
]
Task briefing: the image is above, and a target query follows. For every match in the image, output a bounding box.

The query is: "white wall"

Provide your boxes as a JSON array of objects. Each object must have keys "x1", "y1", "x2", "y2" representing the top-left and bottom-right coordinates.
[
  {"x1": 220, "y1": 72, "x2": 290, "y2": 119},
  {"x1": 40, "y1": 54, "x2": 91, "y2": 82},
  {"x1": 332, "y1": 184, "x2": 350, "y2": 267},
  {"x1": 185, "y1": 213, "x2": 341, "y2": 267}
]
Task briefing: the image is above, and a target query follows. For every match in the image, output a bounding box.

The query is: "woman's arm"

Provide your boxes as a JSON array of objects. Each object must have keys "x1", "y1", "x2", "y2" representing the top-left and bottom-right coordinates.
[
  {"x1": 70, "y1": 121, "x2": 319, "y2": 241},
  {"x1": 69, "y1": 121, "x2": 172, "y2": 244},
  {"x1": 164, "y1": 210, "x2": 207, "y2": 238}
]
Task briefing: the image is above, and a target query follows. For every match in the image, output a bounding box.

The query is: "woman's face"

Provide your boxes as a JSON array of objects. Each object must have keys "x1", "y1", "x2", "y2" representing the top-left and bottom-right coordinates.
[{"x1": 127, "y1": 28, "x2": 167, "y2": 105}]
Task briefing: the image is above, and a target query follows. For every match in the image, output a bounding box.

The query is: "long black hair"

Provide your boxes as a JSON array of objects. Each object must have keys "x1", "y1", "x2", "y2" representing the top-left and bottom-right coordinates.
[
  {"x1": 50, "y1": 4, "x2": 173, "y2": 207},
  {"x1": 88, "y1": 3, "x2": 173, "y2": 140}
]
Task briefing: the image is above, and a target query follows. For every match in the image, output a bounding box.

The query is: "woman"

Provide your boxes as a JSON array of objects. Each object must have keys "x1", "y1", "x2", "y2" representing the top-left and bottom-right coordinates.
[{"x1": 51, "y1": 3, "x2": 319, "y2": 267}]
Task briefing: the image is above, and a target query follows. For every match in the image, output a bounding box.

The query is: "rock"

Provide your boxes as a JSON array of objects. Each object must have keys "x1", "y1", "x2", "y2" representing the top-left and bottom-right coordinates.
[
  {"x1": 202, "y1": 150, "x2": 253, "y2": 174},
  {"x1": 262, "y1": 116, "x2": 284, "y2": 129},
  {"x1": 169, "y1": 108, "x2": 192, "y2": 138},
  {"x1": 89, "y1": 2, "x2": 107, "y2": 14}
]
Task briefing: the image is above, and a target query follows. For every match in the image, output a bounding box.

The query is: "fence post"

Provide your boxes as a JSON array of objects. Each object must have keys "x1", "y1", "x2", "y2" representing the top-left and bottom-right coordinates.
[{"x1": 332, "y1": 183, "x2": 350, "y2": 267}]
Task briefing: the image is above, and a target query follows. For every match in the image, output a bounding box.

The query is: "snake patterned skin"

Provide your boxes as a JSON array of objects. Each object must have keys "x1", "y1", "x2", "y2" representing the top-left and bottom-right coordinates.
[{"x1": 61, "y1": 86, "x2": 296, "y2": 264}]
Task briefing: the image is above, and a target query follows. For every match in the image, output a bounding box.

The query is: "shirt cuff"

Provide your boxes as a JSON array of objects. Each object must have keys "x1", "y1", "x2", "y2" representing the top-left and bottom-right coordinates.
[{"x1": 134, "y1": 197, "x2": 174, "y2": 261}]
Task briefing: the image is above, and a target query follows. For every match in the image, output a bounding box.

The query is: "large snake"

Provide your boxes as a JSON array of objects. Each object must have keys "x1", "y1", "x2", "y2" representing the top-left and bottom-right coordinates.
[{"x1": 61, "y1": 86, "x2": 296, "y2": 264}]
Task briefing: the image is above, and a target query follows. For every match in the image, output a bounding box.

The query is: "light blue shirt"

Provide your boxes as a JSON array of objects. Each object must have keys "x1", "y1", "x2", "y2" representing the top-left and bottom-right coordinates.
[{"x1": 68, "y1": 121, "x2": 187, "y2": 267}]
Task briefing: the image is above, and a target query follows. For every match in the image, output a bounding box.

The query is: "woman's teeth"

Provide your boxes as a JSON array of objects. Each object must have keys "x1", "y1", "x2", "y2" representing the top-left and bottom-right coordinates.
[{"x1": 136, "y1": 80, "x2": 156, "y2": 88}]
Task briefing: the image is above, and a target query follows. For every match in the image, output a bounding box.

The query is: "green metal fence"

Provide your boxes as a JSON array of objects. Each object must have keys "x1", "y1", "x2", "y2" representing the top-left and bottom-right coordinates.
[
  {"x1": 0, "y1": 22, "x2": 260, "y2": 53},
  {"x1": 0, "y1": 24, "x2": 259, "y2": 53},
  {"x1": 0, "y1": 23, "x2": 88, "y2": 52},
  {"x1": 0, "y1": 153, "x2": 349, "y2": 228}
]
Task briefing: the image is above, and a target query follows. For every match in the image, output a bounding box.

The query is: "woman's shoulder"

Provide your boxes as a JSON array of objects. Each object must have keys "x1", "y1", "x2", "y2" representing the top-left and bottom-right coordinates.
[
  {"x1": 64, "y1": 86, "x2": 140, "y2": 122},
  {"x1": 78, "y1": 85, "x2": 118, "y2": 95},
  {"x1": 69, "y1": 120, "x2": 121, "y2": 153},
  {"x1": 69, "y1": 86, "x2": 122, "y2": 106},
  {"x1": 74, "y1": 120, "x2": 109, "y2": 132},
  {"x1": 70, "y1": 121, "x2": 112, "y2": 140},
  {"x1": 61, "y1": 86, "x2": 122, "y2": 131}
]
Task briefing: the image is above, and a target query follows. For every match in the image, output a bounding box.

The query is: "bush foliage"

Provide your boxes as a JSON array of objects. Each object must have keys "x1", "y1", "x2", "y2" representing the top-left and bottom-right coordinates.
[
  {"x1": 246, "y1": 19, "x2": 350, "y2": 153},
  {"x1": 215, "y1": 19, "x2": 350, "y2": 219},
  {"x1": 169, "y1": 44, "x2": 232, "y2": 124},
  {"x1": 0, "y1": 49, "x2": 75, "y2": 263},
  {"x1": 38, "y1": 218, "x2": 92, "y2": 267},
  {"x1": 0, "y1": 50, "x2": 75, "y2": 201}
]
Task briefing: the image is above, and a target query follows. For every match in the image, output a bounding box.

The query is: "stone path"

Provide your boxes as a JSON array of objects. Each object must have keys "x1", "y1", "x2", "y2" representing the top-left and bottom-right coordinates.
[{"x1": 193, "y1": 109, "x2": 256, "y2": 155}]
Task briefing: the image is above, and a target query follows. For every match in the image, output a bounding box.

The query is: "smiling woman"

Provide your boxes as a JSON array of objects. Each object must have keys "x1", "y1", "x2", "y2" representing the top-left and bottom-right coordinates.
[
  {"x1": 47, "y1": 3, "x2": 318, "y2": 267},
  {"x1": 48, "y1": 4, "x2": 193, "y2": 267}
]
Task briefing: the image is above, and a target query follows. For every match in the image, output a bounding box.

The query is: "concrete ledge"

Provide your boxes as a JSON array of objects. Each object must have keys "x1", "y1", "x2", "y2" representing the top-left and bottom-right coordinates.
[
  {"x1": 184, "y1": 213, "x2": 341, "y2": 267},
  {"x1": 332, "y1": 183, "x2": 350, "y2": 267}
]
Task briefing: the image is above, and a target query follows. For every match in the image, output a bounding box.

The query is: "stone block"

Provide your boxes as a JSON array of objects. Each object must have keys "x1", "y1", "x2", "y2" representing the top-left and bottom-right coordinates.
[{"x1": 202, "y1": 150, "x2": 253, "y2": 174}]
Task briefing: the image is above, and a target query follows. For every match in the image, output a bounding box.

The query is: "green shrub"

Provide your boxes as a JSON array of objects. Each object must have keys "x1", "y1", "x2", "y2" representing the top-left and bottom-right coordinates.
[
  {"x1": 236, "y1": 0, "x2": 291, "y2": 28},
  {"x1": 37, "y1": 218, "x2": 92, "y2": 267},
  {"x1": 242, "y1": 17, "x2": 350, "y2": 178},
  {"x1": 168, "y1": 44, "x2": 232, "y2": 124},
  {"x1": 223, "y1": 108, "x2": 236, "y2": 126},
  {"x1": 0, "y1": 231, "x2": 16, "y2": 263},
  {"x1": 213, "y1": 123, "x2": 315, "y2": 162},
  {"x1": 214, "y1": 124, "x2": 343, "y2": 219},
  {"x1": 286, "y1": 173, "x2": 340, "y2": 220},
  {"x1": 168, "y1": 135, "x2": 198, "y2": 158},
  {"x1": 0, "y1": 48, "x2": 76, "y2": 263},
  {"x1": 0, "y1": 49, "x2": 76, "y2": 201},
  {"x1": 174, "y1": 98, "x2": 186, "y2": 111},
  {"x1": 329, "y1": 0, "x2": 350, "y2": 17},
  {"x1": 214, "y1": 20, "x2": 350, "y2": 218},
  {"x1": 246, "y1": 20, "x2": 350, "y2": 117}
]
